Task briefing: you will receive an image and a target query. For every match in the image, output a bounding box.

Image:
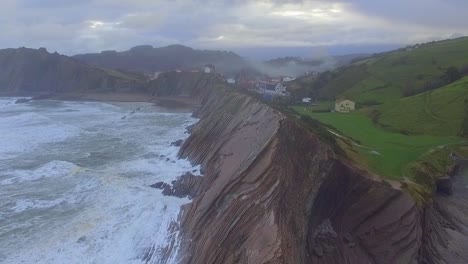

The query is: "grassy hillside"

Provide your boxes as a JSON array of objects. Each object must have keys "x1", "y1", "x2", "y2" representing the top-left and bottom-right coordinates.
[
  {"x1": 375, "y1": 76, "x2": 468, "y2": 137},
  {"x1": 291, "y1": 107, "x2": 461, "y2": 180},
  {"x1": 289, "y1": 37, "x2": 468, "y2": 202},
  {"x1": 293, "y1": 37, "x2": 468, "y2": 104}
]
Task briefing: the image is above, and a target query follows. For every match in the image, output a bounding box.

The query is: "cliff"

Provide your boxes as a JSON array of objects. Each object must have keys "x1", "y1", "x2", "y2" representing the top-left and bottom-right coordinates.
[
  {"x1": 147, "y1": 72, "x2": 221, "y2": 101},
  {"x1": 144, "y1": 72, "x2": 443, "y2": 263},
  {"x1": 0, "y1": 47, "x2": 146, "y2": 94},
  {"x1": 148, "y1": 72, "x2": 468, "y2": 263}
]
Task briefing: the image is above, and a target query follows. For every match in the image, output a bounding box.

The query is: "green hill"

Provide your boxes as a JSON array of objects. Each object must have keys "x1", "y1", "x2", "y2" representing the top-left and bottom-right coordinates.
[
  {"x1": 291, "y1": 106, "x2": 461, "y2": 179},
  {"x1": 293, "y1": 37, "x2": 468, "y2": 104},
  {"x1": 375, "y1": 76, "x2": 468, "y2": 137},
  {"x1": 290, "y1": 37, "x2": 468, "y2": 198}
]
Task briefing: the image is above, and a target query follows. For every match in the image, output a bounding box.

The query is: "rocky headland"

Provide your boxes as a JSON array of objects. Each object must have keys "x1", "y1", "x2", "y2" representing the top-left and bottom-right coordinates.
[{"x1": 149, "y1": 72, "x2": 468, "y2": 264}]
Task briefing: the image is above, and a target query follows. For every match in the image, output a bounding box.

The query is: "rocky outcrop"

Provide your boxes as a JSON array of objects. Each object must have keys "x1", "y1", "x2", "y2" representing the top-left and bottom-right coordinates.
[
  {"x1": 172, "y1": 76, "x2": 423, "y2": 263},
  {"x1": 0, "y1": 47, "x2": 146, "y2": 94},
  {"x1": 147, "y1": 71, "x2": 221, "y2": 100},
  {"x1": 421, "y1": 164, "x2": 468, "y2": 264},
  {"x1": 151, "y1": 173, "x2": 203, "y2": 199}
]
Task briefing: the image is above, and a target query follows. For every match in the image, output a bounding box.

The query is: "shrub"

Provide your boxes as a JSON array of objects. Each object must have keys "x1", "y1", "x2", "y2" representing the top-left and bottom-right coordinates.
[
  {"x1": 443, "y1": 66, "x2": 461, "y2": 83},
  {"x1": 461, "y1": 101, "x2": 468, "y2": 138},
  {"x1": 460, "y1": 64, "x2": 468, "y2": 76},
  {"x1": 403, "y1": 66, "x2": 462, "y2": 97}
]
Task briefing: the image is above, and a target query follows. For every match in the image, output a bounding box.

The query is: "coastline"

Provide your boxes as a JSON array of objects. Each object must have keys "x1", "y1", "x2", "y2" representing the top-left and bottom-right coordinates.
[
  {"x1": 1, "y1": 92, "x2": 202, "y2": 109},
  {"x1": 0, "y1": 95, "x2": 200, "y2": 263},
  {"x1": 4, "y1": 70, "x2": 466, "y2": 263}
]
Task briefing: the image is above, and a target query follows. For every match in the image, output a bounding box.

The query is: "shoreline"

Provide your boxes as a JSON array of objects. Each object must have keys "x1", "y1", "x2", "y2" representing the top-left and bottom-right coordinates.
[{"x1": 1, "y1": 92, "x2": 202, "y2": 109}]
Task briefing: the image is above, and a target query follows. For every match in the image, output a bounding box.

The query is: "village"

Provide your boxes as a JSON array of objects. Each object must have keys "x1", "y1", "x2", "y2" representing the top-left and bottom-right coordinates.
[{"x1": 149, "y1": 64, "x2": 356, "y2": 113}]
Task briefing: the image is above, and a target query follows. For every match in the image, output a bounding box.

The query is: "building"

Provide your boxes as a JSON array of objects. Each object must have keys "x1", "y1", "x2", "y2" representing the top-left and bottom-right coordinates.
[
  {"x1": 256, "y1": 81, "x2": 287, "y2": 96},
  {"x1": 204, "y1": 64, "x2": 216, "y2": 73},
  {"x1": 275, "y1": 83, "x2": 287, "y2": 95},
  {"x1": 335, "y1": 99, "x2": 355, "y2": 113},
  {"x1": 302, "y1": 97, "x2": 312, "y2": 104},
  {"x1": 151, "y1": 71, "x2": 162, "y2": 80},
  {"x1": 227, "y1": 78, "x2": 236, "y2": 84},
  {"x1": 282, "y1": 76, "x2": 296, "y2": 82},
  {"x1": 305, "y1": 71, "x2": 319, "y2": 77}
]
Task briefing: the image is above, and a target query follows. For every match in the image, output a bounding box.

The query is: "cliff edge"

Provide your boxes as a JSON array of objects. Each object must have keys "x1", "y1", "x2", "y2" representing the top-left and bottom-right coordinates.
[{"x1": 147, "y1": 72, "x2": 428, "y2": 263}]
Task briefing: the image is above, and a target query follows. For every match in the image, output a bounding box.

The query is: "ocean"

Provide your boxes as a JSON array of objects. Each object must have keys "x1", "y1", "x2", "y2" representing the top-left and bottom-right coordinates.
[{"x1": 0, "y1": 98, "x2": 200, "y2": 263}]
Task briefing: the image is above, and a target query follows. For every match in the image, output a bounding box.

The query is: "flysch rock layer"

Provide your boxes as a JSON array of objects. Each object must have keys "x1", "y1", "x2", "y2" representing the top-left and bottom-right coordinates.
[{"x1": 148, "y1": 72, "x2": 467, "y2": 264}]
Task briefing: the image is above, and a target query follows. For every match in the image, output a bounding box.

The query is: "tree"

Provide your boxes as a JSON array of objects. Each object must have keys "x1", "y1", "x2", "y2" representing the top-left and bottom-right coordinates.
[{"x1": 443, "y1": 66, "x2": 461, "y2": 83}]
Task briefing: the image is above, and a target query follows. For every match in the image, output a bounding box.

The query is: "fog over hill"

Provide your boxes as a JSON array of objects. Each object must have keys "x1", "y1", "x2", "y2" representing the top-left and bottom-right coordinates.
[{"x1": 74, "y1": 44, "x2": 371, "y2": 78}]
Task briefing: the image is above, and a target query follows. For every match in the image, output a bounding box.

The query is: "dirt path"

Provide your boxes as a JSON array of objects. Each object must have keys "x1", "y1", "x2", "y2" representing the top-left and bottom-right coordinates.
[{"x1": 423, "y1": 92, "x2": 446, "y2": 122}]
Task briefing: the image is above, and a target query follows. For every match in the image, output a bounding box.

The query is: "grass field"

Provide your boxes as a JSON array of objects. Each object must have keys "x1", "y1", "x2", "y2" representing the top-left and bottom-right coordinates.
[
  {"x1": 376, "y1": 76, "x2": 468, "y2": 136},
  {"x1": 291, "y1": 106, "x2": 462, "y2": 180}
]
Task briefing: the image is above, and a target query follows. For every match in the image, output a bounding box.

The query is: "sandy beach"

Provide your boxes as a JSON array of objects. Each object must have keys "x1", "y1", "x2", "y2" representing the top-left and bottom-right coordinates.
[{"x1": 2, "y1": 92, "x2": 203, "y2": 109}]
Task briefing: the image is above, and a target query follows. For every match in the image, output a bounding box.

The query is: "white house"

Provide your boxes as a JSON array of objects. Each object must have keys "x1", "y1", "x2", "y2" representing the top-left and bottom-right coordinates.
[
  {"x1": 335, "y1": 99, "x2": 355, "y2": 113},
  {"x1": 302, "y1": 97, "x2": 312, "y2": 103},
  {"x1": 275, "y1": 83, "x2": 287, "y2": 95},
  {"x1": 256, "y1": 81, "x2": 287, "y2": 96},
  {"x1": 305, "y1": 71, "x2": 319, "y2": 77},
  {"x1": 151, "y1": 72, "x2": 162, "y2": 80},
  {"x1": 227, "y1": 78, "x2": 236, "y2": 84},
  {"x1": 204, "y1": 64, "x2": 216, "y2": 73},
  {"x1": 282, "y1": 76, "x2": 296, "y2": 82}
]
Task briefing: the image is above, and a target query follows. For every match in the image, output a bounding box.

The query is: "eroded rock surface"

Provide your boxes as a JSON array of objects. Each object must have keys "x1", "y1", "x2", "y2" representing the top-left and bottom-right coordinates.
[
  {"x1": 174, "y1": 81, "x2": 422, "y2": 263},
  {"x1": 150, "y1": 72, "x2": 467, "y2": 264},
  {"x1": 151, "y1": 173, "x2": 202, "y2": 199},
  {"x1": 421, "y1": 164, "x2": 468, "y2": 264}
]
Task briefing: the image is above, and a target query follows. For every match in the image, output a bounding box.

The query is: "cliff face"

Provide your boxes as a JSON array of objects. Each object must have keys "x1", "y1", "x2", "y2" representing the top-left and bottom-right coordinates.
[
  {"x1": 0, "y1": 47, "x2": 146, "y2": 94},
  {"x1": 147, "y1": 72, "x2": 220, "y2": 100},
  {"x1": 167, "y1": 74, "x2": 423, "y2": 263},
  {"x1": 421, "y1": 164, "x2": 468, "y2": 264}
]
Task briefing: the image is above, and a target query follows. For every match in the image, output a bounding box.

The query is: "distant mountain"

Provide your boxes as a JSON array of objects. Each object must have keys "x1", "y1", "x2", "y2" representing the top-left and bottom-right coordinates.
[
  {"x1": 0, "y1": 47, "x2": 146, "y2": 94},
  {"x1": 73, "y1": 45, "x2": 251, "y2": 75}
]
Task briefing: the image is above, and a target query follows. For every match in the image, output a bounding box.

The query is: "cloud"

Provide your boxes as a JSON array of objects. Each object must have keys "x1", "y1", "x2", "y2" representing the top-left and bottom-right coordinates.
[{"x1": 0, "y1": 0, "x2": 466, "y2": 56}]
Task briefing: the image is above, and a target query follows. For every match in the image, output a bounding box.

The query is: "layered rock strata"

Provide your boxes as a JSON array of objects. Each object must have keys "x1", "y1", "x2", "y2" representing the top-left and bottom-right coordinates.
[{"x1": 152, "y1": 74, "x2": 425, "y2": 264}]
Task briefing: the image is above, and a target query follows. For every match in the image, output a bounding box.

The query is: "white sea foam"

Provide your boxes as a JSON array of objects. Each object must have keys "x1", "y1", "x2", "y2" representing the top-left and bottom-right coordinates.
[
  {"x1": 0, "y1": 160, "x2": 80, "y2": 185},
  {"x1": 12, "y1": 197, "x2": 69, "y2": 213},
  {"x1": 0, "y1": 99, "x2": 199, "y2": 263},
  {"x1": 0, "y1": 97, "x2": 29, "y2": 109},
  {"x1": 0, "y1": 112, "x2": 81, "y2": 157}
]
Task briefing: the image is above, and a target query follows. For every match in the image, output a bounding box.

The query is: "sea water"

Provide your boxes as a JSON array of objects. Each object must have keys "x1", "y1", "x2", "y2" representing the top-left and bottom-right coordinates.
[{"x1": 0, "y1": 98, "x2": 200, "y2": 263}]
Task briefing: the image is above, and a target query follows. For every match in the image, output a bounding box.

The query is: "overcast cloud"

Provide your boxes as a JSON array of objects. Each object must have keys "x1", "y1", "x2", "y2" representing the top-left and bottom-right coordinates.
[{"x1": 1, "y1": 0, "x2": 467, "y2": 58}]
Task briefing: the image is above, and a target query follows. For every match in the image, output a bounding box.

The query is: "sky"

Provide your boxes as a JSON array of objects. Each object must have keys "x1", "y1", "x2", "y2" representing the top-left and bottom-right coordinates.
[{"x1": 1, "y1": 0, "x2": 467, "y2": 59}]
